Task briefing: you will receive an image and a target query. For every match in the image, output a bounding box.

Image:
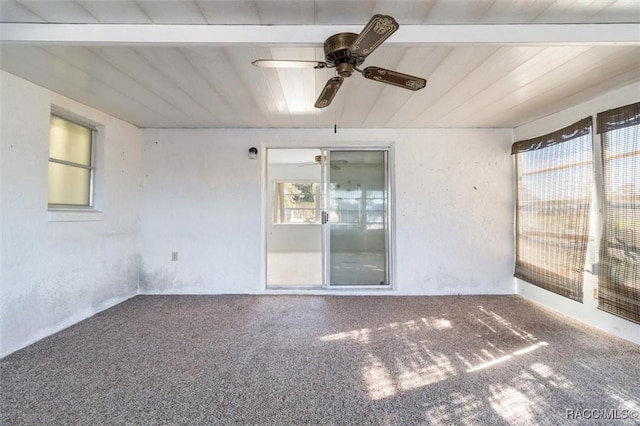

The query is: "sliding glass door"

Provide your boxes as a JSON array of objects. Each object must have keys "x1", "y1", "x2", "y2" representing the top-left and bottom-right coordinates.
[
  {"x1": 326, "y1": 150, "x2": 390, "y2": 286},
  {"x1": 266, "y1": 148, "x2": 390, "y2": 288}
]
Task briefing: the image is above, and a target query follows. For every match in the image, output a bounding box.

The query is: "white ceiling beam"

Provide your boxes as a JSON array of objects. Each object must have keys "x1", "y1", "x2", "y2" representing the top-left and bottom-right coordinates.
[{"x1": 2, "y1": 23, "x2": 639, "y2": 46}]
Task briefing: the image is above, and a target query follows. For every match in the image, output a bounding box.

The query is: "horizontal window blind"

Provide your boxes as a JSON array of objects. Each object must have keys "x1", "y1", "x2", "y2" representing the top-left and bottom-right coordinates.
[
  {"x1": 513, "y1": 117, "x2": 593, "y2": 302},
  {"x1": 597, "y1": 102, "x2": 640, "y2": 324}
]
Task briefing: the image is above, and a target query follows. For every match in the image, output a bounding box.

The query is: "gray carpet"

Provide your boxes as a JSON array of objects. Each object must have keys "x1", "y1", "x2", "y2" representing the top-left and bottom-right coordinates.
[{"x1": 2, "y1": 295, "x2": 640, "y2": 425}]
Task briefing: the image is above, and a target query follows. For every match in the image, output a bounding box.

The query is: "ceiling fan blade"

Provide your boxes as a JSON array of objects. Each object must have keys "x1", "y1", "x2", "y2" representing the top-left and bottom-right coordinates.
[
  {"x1": 361, "y1": 66, "x2": 427, "y2": 91},
  {"x1": 252, "y1": 59, "x2": 327, "y2": 69},
  {"x1": 347, "y1": 14, "x2": 399, "y2": 61},
  {"x1": 314, "y1": 76, "x2": 344, "y2": 108}
]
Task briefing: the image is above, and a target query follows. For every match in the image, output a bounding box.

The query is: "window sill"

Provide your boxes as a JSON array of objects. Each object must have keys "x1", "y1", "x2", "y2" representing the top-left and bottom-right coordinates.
[{"x1": 47, "y1": 209, "x2": 104, "y2": 222}]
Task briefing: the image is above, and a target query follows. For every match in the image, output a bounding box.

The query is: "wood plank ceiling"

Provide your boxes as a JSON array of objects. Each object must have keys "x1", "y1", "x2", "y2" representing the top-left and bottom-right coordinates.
[{"x1": 1, "y1": 0, "x2": 639, "y2": 129}]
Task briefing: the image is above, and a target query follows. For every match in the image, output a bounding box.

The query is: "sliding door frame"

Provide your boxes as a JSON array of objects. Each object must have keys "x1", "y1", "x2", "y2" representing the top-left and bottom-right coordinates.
[
  {"x1": 322, "y1": 148, "x2": 393, "y2": 289},
  {"x1": 263, "y1": 145, "x2": 395, "y2": 291}
]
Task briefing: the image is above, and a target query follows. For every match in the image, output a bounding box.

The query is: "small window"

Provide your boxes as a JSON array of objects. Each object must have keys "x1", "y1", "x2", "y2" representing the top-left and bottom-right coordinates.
[
  {"x1": 273, "y1": 182, "x2": 320, "y2": 224},
  {"x1": 48, "y1": 114, "x2": 95, "y2": 208}
]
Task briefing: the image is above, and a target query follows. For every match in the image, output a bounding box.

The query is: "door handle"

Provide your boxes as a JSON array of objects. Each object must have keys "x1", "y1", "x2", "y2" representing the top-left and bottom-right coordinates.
[{"x1": 322, "y1": 211, "x2": 328, "y2": 224}]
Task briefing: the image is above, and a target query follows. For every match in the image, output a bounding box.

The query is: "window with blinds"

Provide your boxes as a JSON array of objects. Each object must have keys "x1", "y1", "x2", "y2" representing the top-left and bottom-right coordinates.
[
  {"x1": 597, "y1": 102, "x2": 640, "y2": 324},
  {"x1": 48, "y1": 114, "x2": 95, "y2": 207},
  {"x1": 513, "y1": 118, "x2": 593, "y2": 302}
]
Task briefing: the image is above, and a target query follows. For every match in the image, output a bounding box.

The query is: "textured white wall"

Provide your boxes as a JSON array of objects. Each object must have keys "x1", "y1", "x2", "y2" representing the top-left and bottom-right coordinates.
[
  {"x1": 513, "y1": 82, "x2": 640, "y2": 345},
  {"x1": 140, "y1": 128, "x2": 514, "y2": 295},
  {"x1": 0, "y1": 71, "x2": 143, "y2": 356},
  {"x1": 139, "y1": 130, "x2": 263, "y2": 294},
  {"x1": 2, "y1": 70, "x2": 635, "y2": 355}
]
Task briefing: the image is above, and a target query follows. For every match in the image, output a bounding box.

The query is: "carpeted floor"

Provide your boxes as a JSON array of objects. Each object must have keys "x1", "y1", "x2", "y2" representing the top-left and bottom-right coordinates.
[{"x1": 2, "y1": 295, "x2": 639, "y2": 425}]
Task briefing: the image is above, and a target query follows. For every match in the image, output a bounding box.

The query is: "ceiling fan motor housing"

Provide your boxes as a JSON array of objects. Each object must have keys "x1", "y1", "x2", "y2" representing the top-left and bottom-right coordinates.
[{"x1": 324, "y1": 33, "x2": 363, "y2": 77}]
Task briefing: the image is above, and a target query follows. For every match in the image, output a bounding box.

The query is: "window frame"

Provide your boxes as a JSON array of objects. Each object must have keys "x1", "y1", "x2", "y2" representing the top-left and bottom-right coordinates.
[{"x1": 48, "y1": 113, "x2": 97, "y2": 210}]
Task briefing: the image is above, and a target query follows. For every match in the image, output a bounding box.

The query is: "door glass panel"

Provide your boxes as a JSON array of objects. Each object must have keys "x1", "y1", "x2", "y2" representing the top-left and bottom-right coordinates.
[
  {"x1": 329, "y1": 150, "x2": 388, "y2": 285},
  {"x1": 266, "y1": 149, "x2": 323, "y2": 287}
]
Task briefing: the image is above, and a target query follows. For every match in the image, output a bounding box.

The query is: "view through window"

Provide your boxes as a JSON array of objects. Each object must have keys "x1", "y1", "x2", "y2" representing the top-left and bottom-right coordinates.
[{"x1": 273, "y1": 182, "x2": 320, "y2": 224}]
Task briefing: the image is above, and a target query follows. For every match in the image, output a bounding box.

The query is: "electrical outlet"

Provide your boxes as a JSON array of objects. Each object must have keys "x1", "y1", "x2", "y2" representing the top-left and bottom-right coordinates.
[
  {"x1": 592, "y1": 288, "x2": 598, "y2": 298},
  {"x1": 171, "y1": 251, "x2": 179, "y2": 261}
]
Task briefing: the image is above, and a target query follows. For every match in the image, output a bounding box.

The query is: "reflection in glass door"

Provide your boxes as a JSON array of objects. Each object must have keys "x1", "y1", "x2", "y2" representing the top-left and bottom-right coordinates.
[{"x1": 326, "y1": 150, "x2": 389, "y2": 286}]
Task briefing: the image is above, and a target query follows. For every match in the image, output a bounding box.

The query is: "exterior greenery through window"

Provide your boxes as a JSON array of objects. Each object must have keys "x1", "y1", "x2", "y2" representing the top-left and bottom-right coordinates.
[
  {"x1": 48, "y1": 114, "x2": 95, "y2": 207},
  {"x1": 273, "y1": 182, "x2": 320, "y2": 224},
  {"x1": 513, "y1": 117, "x2": 593, "y2": 302},
  {"x1": 597, "y1": 102, "x2": 640, "y2": 324}
]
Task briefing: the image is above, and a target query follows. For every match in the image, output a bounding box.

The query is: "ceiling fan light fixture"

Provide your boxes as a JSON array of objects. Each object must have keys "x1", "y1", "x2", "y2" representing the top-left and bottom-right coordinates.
[{"x1": 336, "y1": 62, "x2": 354, "y2": 78}]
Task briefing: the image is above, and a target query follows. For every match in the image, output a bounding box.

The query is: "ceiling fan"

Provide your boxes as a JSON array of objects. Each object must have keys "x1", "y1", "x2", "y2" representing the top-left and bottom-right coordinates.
[{"x1": 252, "y1": 14, "x2": 427, "y2": 108}]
